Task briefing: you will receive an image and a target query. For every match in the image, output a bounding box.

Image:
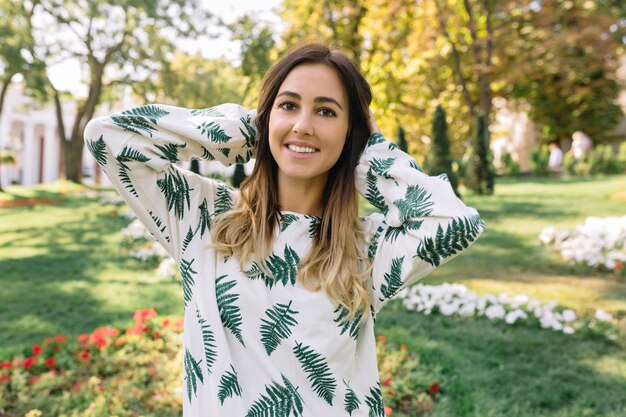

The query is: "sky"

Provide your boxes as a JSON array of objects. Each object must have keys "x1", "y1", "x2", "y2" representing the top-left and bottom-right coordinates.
[{"x1": 46, "y1": 0, "x2": 282, "y2": 95}]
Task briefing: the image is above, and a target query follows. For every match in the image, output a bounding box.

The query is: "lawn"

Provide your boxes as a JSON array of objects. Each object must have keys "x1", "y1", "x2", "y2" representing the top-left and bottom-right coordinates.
[{"x1": 1, "y1": 176, "x2": 625, "y2": 416}]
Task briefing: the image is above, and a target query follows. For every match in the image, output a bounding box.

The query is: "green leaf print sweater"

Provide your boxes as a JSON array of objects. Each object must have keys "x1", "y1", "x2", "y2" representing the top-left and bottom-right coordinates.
[{"x1": 84, "y1": 103, "x2": 484, "y2": 417}]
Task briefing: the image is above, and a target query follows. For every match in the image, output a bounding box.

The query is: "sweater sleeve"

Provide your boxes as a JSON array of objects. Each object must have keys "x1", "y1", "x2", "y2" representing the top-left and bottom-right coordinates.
[
  {"x1": 357, "y1": 133, "x2": 484, "y2": 313},
  {"x1": 83, "y1": 103, "x2": 258, "y2": 264}
]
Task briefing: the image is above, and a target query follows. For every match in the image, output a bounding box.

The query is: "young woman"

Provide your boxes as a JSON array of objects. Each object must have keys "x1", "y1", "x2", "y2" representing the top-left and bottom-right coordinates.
[{"x1": 84, "y1": 43, "x2": 483, "y2": 417}]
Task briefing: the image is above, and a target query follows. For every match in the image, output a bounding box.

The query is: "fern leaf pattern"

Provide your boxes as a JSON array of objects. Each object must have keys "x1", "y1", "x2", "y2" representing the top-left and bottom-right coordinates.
[
  {"x1": 370, "y1": 157, "x2": 395, "y2": 180},
  {"x1": 392, "y1": 185, "x2": 434, "y2": 222},
  {"x1": 86, "y1": 135, "x2": 107, "y2": 166},
  {"x1": 111, "y1": 105, "x2": 169, "y2": 137},
  {"x1": 343, "y1": 380, "x2": 361, "y2": 415},
  {"x1": 118, "y1": 145, "x2": 150, "y2": 162},
  {"x1": 154, "y1": 142, "x2": 186, "y2": 163},
  {"x1": 304, "y1": 215, "x2": 321, "y2": 238},
  {"x1": 367, "y1": 133, "x2": 386, "y2": 147},
  {"x1": 116, "y1": 159, "x2": 138, "y2": 197},
  {"x1": 217, "y1": 364, "x2": 242, "y2": 405},
  {"x1": 365, "y1": 383, "x2": 384, "y2": 417},
  {"x1": 199, "y1": 121, "x2": 231, "y2": 143},
  {"x1": 179, "y1": 258, "x2": 197, "y2": 307},
  {"x1": 364, "y1": 169, "x2": 389, "y2": 215},
  {"x1": 293, "y1": 341, "x2": 337, "y2": 405},
  {"x1": 384, "y1": 220, "x2": 423, "y2": 243},
  {"x1": 380, "y1": 256, "x2": 405, "y2": 301},
  {"x1": 215, "y1": 184, "x2": 233, "y2": 215},
  {"x1": 195, "y1": 305, "x2": 217, "y2": 375},
  {"x1": 156, "y1": 168, "x2": 192, "y2": 220},
  {"x1": 280, "y1": 213, "x2": 299, "y2": 232},
  {"x1": 244, "y1": 245, "x2": 300, "y2": 289},
  {"x1": 183, "y1": 348, "x2": 204, "y2": 403},
  {"x1": 333, "y1": 304, "x2": 363, "y2": 340},
  {"x1": 415, "y1": 215, "x2": 483, "y2": 267},
  {"x1": 245, "y1": 374, "x2": 304, "y2": 417},
  {"x1": 260, "y1": 300, "x2": 299, "y2": 355},
  {"x1": 215, "y1": 275, "x2": 245, "y2": 346}
]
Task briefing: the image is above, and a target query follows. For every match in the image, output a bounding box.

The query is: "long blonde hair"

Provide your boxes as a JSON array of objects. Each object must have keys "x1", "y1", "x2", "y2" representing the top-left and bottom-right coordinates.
[{"x1": 210, "y1": 43, "x2": 373, "y2": 322}]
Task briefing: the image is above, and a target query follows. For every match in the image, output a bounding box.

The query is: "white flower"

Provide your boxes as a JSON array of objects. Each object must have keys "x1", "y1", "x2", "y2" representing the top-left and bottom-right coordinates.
[
  {"x1": 485, "y1": 304, "x2": 506, "y2": 320},
  {"x1": 562, "y1": 309, "x2": 577, "y2": 322},
  {"x1": 595, "y1": 309, "x2": 613, "y2": 322},
  {"x1": 563, "y1": 326, "x2": 575, "y2": 335},
  {"x1": 158, "y1": 257, "x2": 178, "y2": 278}
]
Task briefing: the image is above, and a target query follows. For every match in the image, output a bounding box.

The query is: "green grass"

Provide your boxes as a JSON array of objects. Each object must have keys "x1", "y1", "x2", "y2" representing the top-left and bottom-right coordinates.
[{"x1": 1, "y1": 177, "x2": 626, "y2": 416}]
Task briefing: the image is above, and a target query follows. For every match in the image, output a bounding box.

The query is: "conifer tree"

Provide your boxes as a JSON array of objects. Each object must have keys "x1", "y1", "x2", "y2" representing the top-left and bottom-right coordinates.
[
  {"x1": 396, "y1": 126, "x2": 408, "y2": 153},
  {"x1": 190, "y1": 159, "x2": 200, "y2": 175},
  {"x1": 428, "y1": 105, "x2": 459, "y2": 196},
  {"x1": 232, "y1": 163, "x2": 247, "y2": 188},
  {"x1": 465, "y1": 114, "x2": 494, "y2": 195}
]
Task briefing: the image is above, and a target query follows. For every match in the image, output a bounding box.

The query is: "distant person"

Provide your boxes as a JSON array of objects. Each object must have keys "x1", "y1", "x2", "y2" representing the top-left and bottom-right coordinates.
[
  {"x1": 548, "y1": 141, "x2": 563, "y2": 173},
  {"x1": 569, "y1": 131, "x2": 592, "y2": 160},
  {"x1": 84, "y1": 43, "x2": 484, "y2": 416}
]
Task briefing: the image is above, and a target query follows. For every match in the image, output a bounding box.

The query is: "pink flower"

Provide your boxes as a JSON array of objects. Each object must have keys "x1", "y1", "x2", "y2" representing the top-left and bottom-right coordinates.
[
  {"x1": 44, "y1": 357, "x2": 56, "y2": 368},
  {"x1": 384, "y1": 406, "x2": 393, "y2": 415},
  {"x1": 29, "y1": 375, "x2": 41, "y2": 385},
  {"x1": 133, "y1": 308, "x2": 158, "y2": 323},
  {"x1": 0, "y1": 361, "x2": 11, "y2": 369},
  {"x1": 377, "y1": 335, "x2": 387, "y2": 343},
  {"x1": 31, "y1": 344, "x2": 42, "y2": 356},
  {"x1": 382, "y1": 376, "x2": 393, "y2": 387}
]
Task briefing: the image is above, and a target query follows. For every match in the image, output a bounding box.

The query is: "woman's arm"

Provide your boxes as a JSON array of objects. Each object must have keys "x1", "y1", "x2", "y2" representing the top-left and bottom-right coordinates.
[
  {"x1": 358, "y1": 114, "x2": 484, "y2": 313},
  {"x1": 83, "y1": 103, "x2": 258, "y2": 263}
]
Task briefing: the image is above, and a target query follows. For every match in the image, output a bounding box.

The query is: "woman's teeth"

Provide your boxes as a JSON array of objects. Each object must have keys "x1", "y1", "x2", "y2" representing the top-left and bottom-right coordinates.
[{"x1": 287, "y1": 144, "x2": 317, "y2": 153}]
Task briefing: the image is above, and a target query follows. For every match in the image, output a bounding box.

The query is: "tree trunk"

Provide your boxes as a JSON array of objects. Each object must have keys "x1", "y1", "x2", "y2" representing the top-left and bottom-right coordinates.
[
  {"x1": 0, "y1": 74, "x2": 16, "y2": 193},
  {"x1": 63, "y1": 136, "x2": 84, "y2": 183}
]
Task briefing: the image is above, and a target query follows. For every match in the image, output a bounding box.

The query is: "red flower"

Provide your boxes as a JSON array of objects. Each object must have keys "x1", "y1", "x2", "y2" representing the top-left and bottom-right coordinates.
[
  {"x1": 55, "y1": 335, "x2": 68, "y2": 343},
  {"x1": 77, "y1": 334, "x2": 89, "y2": 343},
  {"x1": 133, "y1": 308, "x2": 157, "y2": 323},
  {"x1": 152, "y1": 330, "x2": 161, "y2": 339},
  {"x1": 72, "y1": 381, "x2": 82, "y2": 392},
  {"x1": 23, "y1": 357, "x2": 35, "y2": 369},
  {"x1": 49, "y1": 369, "x2": 59, "y2": 376},
  {"x1": 377, "y1": 335, "x2": 387, "y2": 343},
  {"x1": 428, "y1": 382, "x2": 440, "y2": 395},
  {"x1": 126, "y1": 323, "x2": 148, "y2": 335},
  {"x1": 0, "y1": 374, "x2": 10, "y2": 383},
  {"x1": 615, "y1": 261, "x2": 624, "y2": 270},
  {"x1": 92, "y1": 327, "x2": 120, "y2": 338},
  {"x1": 43, "y1": 337, "x2": 54, "y2": 344},
  {"x1": 31, "y1": 344, "x2": 42, "y2": 356},
  {"x1": 384, "y1": 405, "x2": 393, "y2": 415},
  {"x1": 162, "y1": 319, "x2": 171, "y2": 327},
  {"x1": 80, "y1": 351, "x2": 90, "y2": 361},
  {"x1": 0, "y1": 361, "x2": 11, "y2": 369},
  {"x1": 44, "y1": 357, "x2": 56, "y2": 368},
  {"x1": 386, "y1": 390, "x2": 396, "y2": 397},
  {"x1": 29, "y1": 375, "x2": 41, "y2": 385},
  {"x1": 382, "y1": 376, "x2": 393, "y2": 387},
  {"x1": 94, "y1": 336, "x2": 107, "y2": 349},
  {"x1": 399, "y1": 344, "x2": 408, "y2": 351}
]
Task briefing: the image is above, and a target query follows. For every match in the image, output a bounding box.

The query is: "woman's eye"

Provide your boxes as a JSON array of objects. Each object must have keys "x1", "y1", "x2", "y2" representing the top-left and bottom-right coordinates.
[
  {"x1": 279, "y1": 102, "x2": 296, "y2": 111},
  {"x1": 319, "y1": 108, "x2": 336, "y2": 117}
]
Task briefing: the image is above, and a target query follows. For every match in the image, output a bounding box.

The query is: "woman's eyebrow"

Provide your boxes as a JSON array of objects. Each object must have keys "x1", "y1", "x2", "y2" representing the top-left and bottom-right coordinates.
[{"x1": 277, "y1": 91, "x2": 344, "y2": 110}]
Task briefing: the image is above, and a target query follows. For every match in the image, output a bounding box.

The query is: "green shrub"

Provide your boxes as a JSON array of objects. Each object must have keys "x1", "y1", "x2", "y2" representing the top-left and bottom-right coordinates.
[
  {"x1": 501, "y1": 152, "x2": 521, "y2": 177},
  {"x1": 530, "y1": 147, "x2": 551, "y2": 177},
  {"x1": 563, "y1": 153, "x2": 576, "y2": 176},
  {"x1": 428, "y1": 105, "x2": 459, "y2": 196},
  {"x1": 204, "y1": 171, "x2": 230, "y2": 184}
]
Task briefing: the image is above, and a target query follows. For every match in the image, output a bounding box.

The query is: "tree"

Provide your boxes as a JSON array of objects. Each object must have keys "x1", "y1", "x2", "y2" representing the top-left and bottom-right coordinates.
[
  {"x1": 231, "y1": 163, "x2": 247, "y2": 188},
  {"x1": 395, "y1": 126, "x2": 408, "y2": 153},
  {"x1": 428, "y1": 105, "x2": 459, "y2": 196},
  {"x1": 0, "y1": 149, "x2": 17, "y2": 192},
  {"x1": 501, "y1": 0, "x2": 625, "y2": 143},
  {"x1": 27, "y1": 0, "x2": 214, "y2": 182},
  {"x1": 465, "y1": 114, "x2": 494, "y2": 195}
]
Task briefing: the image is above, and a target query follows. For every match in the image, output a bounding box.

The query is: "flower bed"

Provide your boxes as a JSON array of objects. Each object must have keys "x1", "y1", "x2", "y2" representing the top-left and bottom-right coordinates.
[
  {"x1": 396, "y1": 283, "x2": 619, "y2": 341},
  {"x1": 539, "y1": 216, "x2": 626, "y2": 274},
  {"x1": 0, "y1": 309, "x2": 184, "y2": 416},
  {"x1": 0, "y1": 310, "x2": 434, "y2": 416}
]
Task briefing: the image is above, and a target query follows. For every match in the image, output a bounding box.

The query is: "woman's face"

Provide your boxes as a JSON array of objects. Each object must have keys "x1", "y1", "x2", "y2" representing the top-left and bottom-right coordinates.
[{"x1": 268, "y1": 63, "x2": 349, "y2": 187}]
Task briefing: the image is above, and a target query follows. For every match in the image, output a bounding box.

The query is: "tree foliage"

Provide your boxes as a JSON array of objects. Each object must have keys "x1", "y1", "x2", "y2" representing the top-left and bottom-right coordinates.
[{"x1": 428, "y1": 105, "x2": 459, "y2": 196}]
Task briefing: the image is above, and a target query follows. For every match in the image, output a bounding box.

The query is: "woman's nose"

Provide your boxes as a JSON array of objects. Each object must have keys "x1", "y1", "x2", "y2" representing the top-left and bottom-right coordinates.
[{"x1": 292, "y1": 114, "x2": 314, "y2": 136}]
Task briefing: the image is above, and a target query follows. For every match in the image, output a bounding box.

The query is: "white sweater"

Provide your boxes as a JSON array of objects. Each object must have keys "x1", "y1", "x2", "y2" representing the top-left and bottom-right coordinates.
[{"x1": 84, "y1": 103, "x2": 483, "y2": 417}]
